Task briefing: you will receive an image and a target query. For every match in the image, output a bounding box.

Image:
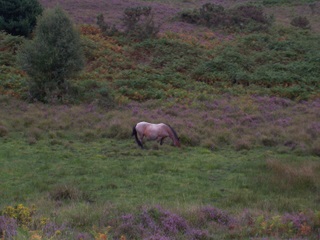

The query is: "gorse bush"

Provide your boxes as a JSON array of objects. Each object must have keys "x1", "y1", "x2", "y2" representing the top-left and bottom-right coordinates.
[
  {"x1": 17, "y1": 7, "x2": 85, "y2": 103},
  {"x1": 0, "y1": 0, "x2": 43, "y2": 37},
  {"x1": 1, "y1": 204, "x2": 35, "y2": 228}
]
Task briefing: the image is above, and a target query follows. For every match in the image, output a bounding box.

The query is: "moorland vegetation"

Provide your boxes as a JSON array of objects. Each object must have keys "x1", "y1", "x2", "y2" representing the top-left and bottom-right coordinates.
[{"x1": 0, "y1": 0, "x2": 320, "y2": 239}]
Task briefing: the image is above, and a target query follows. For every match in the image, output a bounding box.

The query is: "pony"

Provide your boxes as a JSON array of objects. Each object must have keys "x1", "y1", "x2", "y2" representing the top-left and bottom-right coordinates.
[{"x1": 132, "y1": 121, "x2": 180, "y2": 149}]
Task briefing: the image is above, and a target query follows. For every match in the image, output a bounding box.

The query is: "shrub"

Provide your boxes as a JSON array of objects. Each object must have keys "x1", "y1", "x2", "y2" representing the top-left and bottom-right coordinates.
[
  {"x1": 1, "y1": 204, "x2": 35, "y2": 228},
  {"x1": 179, "y1": 3, "x2": 272, "y2": 33},
  {"x1": 97, "y1": 6, "x2": 160, "y2": 41},
  {"x1": 49, "y1": 184, "x2": 84, "y2": 201},
  {"x1": 122, "y1": 6, "x2": 160, "y2": 40},
  {"x1": 0, "y1": 0, "x2": 43, "y2": 37},
  {"x1": 290, "y1": 16, "x2": 311, "y2": 29},
  {"x1": 229, "y1": 5, "x2": 272, "y2": 32},
  {"x1": 96, "y1": 14, "x2": 118, "y2": 37},
  {"x1": 179, "y1": 9, "x2": 200, "y2": 24},
  {"x1": 17, "y1": 7, "x2": 85, "y2": 103},
  {"x1": 199, "y1": 3, "x2": 226, "y2": 27}
]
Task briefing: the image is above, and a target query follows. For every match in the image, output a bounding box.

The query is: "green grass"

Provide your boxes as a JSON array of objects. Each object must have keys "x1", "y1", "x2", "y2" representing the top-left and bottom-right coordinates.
[
  {"x1": 1, "y1": 136, "x2": 319, "y2": 214},
  {"x1": 1, "y1": 1, "x2": 320, "y2": 237}
]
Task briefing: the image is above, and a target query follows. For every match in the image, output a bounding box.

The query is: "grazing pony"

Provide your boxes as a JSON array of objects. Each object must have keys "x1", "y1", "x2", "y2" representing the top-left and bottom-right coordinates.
[{"x1": 132, "y1": 121, "x2": 180, "y2": 149}]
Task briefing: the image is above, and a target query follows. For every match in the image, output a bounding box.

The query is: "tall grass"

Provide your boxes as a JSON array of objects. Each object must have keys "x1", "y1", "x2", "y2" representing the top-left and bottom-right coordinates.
[
  {"x1": 266, "y1": 158, "x2": 320, "y2": 191},
  {"x1": 1, "y1": 96, "x2": 319, "y2": 155}
]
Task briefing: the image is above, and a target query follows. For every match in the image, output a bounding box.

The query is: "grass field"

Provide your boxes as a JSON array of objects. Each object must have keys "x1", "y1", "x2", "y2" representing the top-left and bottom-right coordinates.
[
  {"x1": 1, "y1": 136, "x2": 319, "y2": 211},
  {"x1": 0, "y1": 98, "x2": 320, "y2": 239},
  {"x1": 1, "y1": 0, "x2": 320, "y2": 239}
]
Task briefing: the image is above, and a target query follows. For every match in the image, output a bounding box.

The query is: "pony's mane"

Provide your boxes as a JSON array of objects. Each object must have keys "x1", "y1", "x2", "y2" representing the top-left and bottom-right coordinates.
[{"x1": 166, "y1": 124, "x2": 179, "y2": 141}]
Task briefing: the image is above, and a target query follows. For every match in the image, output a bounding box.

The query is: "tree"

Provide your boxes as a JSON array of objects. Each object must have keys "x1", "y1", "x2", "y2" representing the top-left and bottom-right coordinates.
[
  {"x1": 17, "y1": 7, "x2": 85, "y2": 102},
  {"x1": 0, "y1": 0, "x2": 43, "y2": 37}
]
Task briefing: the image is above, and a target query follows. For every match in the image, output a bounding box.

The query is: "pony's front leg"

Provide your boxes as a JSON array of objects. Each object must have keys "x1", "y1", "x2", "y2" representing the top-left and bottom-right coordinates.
[{"x1": 159, "y1": 137, "x2": 166, "y2": 145}]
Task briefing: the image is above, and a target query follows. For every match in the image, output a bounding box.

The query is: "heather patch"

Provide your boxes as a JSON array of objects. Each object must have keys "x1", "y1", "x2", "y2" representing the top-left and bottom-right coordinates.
[
  {"x1": 1, "y1": 204, "x2": 320, "y2": 239},
  {"x1": 0, "y1": 216, "x2": 17, "y2": 239}
]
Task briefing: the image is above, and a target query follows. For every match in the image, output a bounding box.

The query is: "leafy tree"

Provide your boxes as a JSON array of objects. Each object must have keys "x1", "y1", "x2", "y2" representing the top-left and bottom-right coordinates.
[
  {"x1": 0, "y1": 0, "x2": 43, "y2": 37},
  {"x1": 17, "y1": 7, "x2": 85, "y2": 102}
]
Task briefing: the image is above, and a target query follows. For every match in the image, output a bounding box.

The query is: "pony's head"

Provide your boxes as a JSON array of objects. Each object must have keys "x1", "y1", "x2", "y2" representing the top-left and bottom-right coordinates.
[
  {"x1": 174, "y1": 138, "x2": 181, "y2": 147},
  {"x1": 167, "y1": 124, "x2": 181, "y2": 147}
]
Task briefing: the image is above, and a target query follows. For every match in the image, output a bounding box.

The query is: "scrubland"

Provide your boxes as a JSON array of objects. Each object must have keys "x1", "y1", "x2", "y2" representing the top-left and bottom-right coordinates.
[{"x1": 1, "y1": 0, "x2": 320, "y2": 239}]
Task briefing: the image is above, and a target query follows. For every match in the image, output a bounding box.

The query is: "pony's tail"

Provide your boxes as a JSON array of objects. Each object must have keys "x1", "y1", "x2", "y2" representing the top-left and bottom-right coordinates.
[{"x1": 132, "y1": 125, "x2": 143, "y2": 149}]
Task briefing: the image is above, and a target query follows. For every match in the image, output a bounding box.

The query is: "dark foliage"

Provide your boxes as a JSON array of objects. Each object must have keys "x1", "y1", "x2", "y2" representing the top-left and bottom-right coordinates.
[
  {"x1": 0, "y1": 0, "x2": 43, "y2": 37},
  {"x1": 96, "y1": 14, "x2": 118, "y2": 37},
  {"x1": 199, "y1": 3, "x2": 226, "y2": 27},
  {"x1": 122, "y1": 6, "x2": 160, "y2": 40},
  {"x1": 290, "y1": 16, "x2": 311, "y2": 29},
  {"x1": 97, "y1": 6, "x2": 160, "y2": 41},
  {"x1": 17, "y1": 7, "x2": 84, "y2": 103},
  {"x1": 180, "y1": 3, "x2": 272, "y2": 33}
]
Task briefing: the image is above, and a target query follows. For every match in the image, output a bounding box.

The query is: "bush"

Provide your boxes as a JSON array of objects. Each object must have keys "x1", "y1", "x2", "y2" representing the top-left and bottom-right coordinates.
[
  {"x1": 179, "y1": 9, "x2": 200, "y2": 24},
  {"x1": 49, "y1": 184, "x2": 85, "y2": 201},
  {"x1": 122, "y1": 6, "x2": 160, "y2": 40},
  {"x1": 0, "y1": 0, "x2": 43, "y2": 37},
  {"x1": 229, "y1": 5, "x2": 272, "y2": 32},
  {"x1": 1, "y1": 204, "x2": 35, "y2": 228},
  {"x1": 96, "y1": 14, "x2": 118, "y2": 37},
  {"x1": 17, "y1": 7, "x2": 85, "y2": 103},
  {"x1": 199, "y1": 3, "x2": 226, "y2": 27},
  {"x1": 179, "y1": 3, "x2": 272, "y2": 33},
  {"x1": 97, "y1": 6, "x2": 160, "y2": 41},
  {"x1": 290, "y1": 16, "x2": 311, "y2": 29}
]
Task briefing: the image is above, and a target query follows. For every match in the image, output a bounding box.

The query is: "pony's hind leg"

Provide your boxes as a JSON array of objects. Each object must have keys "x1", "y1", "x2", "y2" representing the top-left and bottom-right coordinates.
[{"x1": 139, "y1": 134, "x2": 145, "y2": 149}]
